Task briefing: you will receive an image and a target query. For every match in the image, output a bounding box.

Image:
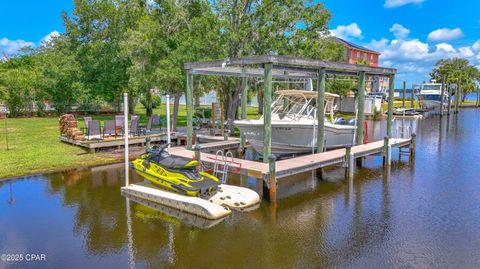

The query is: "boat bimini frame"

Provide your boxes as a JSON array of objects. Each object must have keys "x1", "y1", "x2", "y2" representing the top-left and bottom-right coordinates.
[{"x1": 266, "y1": 90, "x2": 338, "y2": 122}]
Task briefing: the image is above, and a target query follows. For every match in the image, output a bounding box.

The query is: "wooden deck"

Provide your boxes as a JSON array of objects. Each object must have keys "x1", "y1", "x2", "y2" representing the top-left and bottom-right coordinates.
[
  {"x1": 169, "y1": 138, "x2": 412, "y2": 181},
  {"x1": 60, "y1": 132, "x2": 177, "y2": 152},
  {"x1": 169, "y1": 146, "x2": 268, "y2": 179},
  {"x1": 197, "y1": 140, "x2": 241, "y2": 152}
]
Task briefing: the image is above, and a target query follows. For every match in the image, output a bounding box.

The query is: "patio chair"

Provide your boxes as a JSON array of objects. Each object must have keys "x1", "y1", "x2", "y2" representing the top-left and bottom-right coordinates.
[
  {"x1": 143, "y1": 114, "x2": 161, "y2": 134},
  {"x1": 103, "y1": 120, "x2": 116, "y2": 138},
  {"x1": 87, "y1": 120, "x2": 102, "y2": 140},
  {"x1": 115, "y1": 115, "x2": 125, "y2": 135},
  {"x1": 82, "y1": 116, "x2": 92, "y2": 134},
  {"x1": 130, "y1": 117, "x2": 139, "y2": 136}
]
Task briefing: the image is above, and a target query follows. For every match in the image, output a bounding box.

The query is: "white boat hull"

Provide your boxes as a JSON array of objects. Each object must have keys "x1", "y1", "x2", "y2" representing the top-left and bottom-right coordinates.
[
  {"x1": 235, "y1": 119, "x2": 355, "y2": 156},
  {"x1": 419, "y1": 99, "x2": 442, "y2": 110}
]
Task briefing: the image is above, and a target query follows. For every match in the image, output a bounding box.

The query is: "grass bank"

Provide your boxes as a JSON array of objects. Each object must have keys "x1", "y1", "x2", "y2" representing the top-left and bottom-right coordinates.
[{"x1": 0, "y1": 104, "x2": 261, "y2": 179}]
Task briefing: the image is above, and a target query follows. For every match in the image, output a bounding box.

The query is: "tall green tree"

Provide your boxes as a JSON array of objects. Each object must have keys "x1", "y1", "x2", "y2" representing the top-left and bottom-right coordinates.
[
  {"x1": 37, "y1": 35, "x2": 84, "y2": 114},
  {"x1": 212, "y1": 0, "x2": 344, "y2": 130},
  {"x1": 0, "y1": 51, "x2": 41, "y2": 117},
  {"x1": 63, "y1": 0, "x2": 145, "y2": 113},
  {"x1": 430, "y1": 58, "x2": 479, "y2": 101}
]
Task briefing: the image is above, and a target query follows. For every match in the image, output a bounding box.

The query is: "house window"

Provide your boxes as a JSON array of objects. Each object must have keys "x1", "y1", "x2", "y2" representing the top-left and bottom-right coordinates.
[
  {"x1": 363, "y1": 53, "x2": 367, "y2": 61},
  {"x1": 356, "y1": 51, "x2": 360, "y2": 58},
  {"x1": 370, "y1": 54, "x2": 374, "y2": 61},
  {"x1": 351, "y1": 51, "x2": 355, "y2": 59}
]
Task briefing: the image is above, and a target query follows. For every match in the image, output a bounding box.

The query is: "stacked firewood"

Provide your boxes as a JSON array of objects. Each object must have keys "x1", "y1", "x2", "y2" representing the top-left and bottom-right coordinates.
[{"x1": 59, "y1": 114, "x2": 85, "y2": 140}]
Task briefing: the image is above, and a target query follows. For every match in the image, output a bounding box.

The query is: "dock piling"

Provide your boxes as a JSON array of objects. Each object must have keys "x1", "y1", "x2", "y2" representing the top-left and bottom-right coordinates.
[
  {"x1": 124, "y1": 92, "x2": 129, "y2": 186},
  {"x1": 194, "y1": 145, "x2": 201, "y2": 162},
  {"x1": 345, "y1": 145, "x2": 354, "y2": 179},
  {"x1": 447, "y1": 83, "x2": 452, "y2": 115},
  {"x1": 411, "y1": 83, "x2": 415, "y2": 109},
  {"x1": 440, "y1": 76, "x2": 446, "y2": 116},
  {"x1": 185, "y1": 71, "x2": 194, "y2": 150},
  {"x1": 402, "y1": 81, "x2": 406, "y2": 108},
  {"x1": 454, "y1": 83, "x2": 460, "y2": 114},
  {"x1": 356, "y1": 72, "x2": 366, "y2": 145},
  {"x1": 240, "y1": 73, "x2": 248, "y2": 149},
  {"x1": 223, "y1": 129, "x2": 228, "y2": 141},
  {"x1": 383, "y1": 136, "x2": 390, "y2": 167},
  {"x1": 265, "y1": 154, "x2": 277, "y2": 202},
  {"x1": 263, "y1": 63, "x2": 273, "y2": 162},
  {"x1": 145, "y1": 137, "x2": 151, "y2": 149},
  {"x1": 410, "y1": 133, "x2": 416, "y2": 160},
  {"x1": 317, "y1": 68, "x2": 326, "y2": 152},
  {"x1": 387, "y1": 75, "x2": 395, "y2": 138}
]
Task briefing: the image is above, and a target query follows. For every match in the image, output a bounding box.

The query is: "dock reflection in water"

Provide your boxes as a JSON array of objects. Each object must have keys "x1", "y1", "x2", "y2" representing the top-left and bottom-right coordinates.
[{"x1": 1, "y1": 109, "x2": 480, "y2": 268}]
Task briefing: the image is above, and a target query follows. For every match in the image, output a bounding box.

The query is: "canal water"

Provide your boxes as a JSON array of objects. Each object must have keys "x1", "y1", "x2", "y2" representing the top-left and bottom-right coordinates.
[{"x1": 1, "y1": 109, "x2": 480, "y2": 269}]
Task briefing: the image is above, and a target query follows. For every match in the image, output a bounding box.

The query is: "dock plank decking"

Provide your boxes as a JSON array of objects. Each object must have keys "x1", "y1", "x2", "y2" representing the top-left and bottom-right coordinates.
[{"x1": 169, "y1": 138, "x2": 412, "y2": 181}]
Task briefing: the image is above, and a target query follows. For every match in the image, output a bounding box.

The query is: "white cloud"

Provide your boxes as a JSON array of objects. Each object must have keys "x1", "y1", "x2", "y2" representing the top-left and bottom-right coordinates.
[
  {"x1": 389, "y1": 23, "x2": 410, "y2": 39},
  {"x1": 365, "y1": 36, "x2": 480, "y2": 84},
  {"x1": 0, "y1": 38, "x2": 34, "y2": 55},
  {"x1": 427, "y1": 28, "x2": 464, "y2": 42},
  {"x1": 384, "y1": 0, "x2": 424, "y2": 8},
  {"x1": 1, "y1": 30, "x2": 60, "y2": 57},
  {"x1": 330, "y1": 23, "x2": 362, "y2": 40},
  {"x1": 41, "y1": 30, "x2": 60, "y2": 44},
  {"x1": 459, "y1": 47, "x2": 474, "y2": 58},
  {"x1": 472, "y1": 40, "x2": 480, "y2": 51},
  {"x1": 435, "y1": 43, "x2": 456, "y2": 53}
]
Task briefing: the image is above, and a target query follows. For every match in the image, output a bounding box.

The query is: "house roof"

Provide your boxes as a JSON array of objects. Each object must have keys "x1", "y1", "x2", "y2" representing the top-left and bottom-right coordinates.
[{"x1": 334, "y1": 37, "x2": 380, "y2": 55}]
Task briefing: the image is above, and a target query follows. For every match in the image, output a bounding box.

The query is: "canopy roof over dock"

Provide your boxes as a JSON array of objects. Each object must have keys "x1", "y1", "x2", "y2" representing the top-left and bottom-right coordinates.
[
  {"x1": 183, "y1": 55, "x2": 398, "y2": 164},
  {"x1": 184, "y1": 55, "x2": 397, "y2": 78}
]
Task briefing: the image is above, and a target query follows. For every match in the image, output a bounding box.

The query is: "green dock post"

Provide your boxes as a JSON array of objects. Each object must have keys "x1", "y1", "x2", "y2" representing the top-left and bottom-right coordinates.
[
  {"x1": 440, "y1": 76, "x2": 446, "y2": 116},
  {"x1": 194, "y1": 144, "x2": 201, "y2": 162},
  {"x1": 317, "y1": 68, "x2": 326, "y2": 152},
  {"x1": 240, "y1": 74, "x2": 248, "y2": 149},
  {"x1": 356, "y1": 72, "x2": 366, "y2": 145},
  {"x1": 263, "y1": 63, "x2": 273, "y2": 162},
  {"x1": 402, "y1": 81, "x2": 406, "y2": 108},
  {"x1": 267, "y1": 154, "x2": 277, "y2": 202},
  {"x1": 387, "y1": 75, "x2": 395, "y2": 138},
  {"x1": 186, "y1": 71, "x2": 194, "y2": 150}
]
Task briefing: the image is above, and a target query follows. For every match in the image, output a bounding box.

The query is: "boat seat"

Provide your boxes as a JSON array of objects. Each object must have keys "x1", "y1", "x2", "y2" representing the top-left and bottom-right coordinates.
[{"x1": 154, "y1": 156, "x2": 195, "y2": 169}]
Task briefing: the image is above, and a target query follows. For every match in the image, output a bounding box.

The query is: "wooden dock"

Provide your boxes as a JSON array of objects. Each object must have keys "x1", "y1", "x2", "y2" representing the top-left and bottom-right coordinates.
[
  {"x1": 60, "y1": 132, "x2": 177, "y2": 153},
  {"x1": 196, "y1": 140, "x2": 241, "y2": 152},
  {"x1": 169, "y1": 137, "x2": 413, "y2": 181}
]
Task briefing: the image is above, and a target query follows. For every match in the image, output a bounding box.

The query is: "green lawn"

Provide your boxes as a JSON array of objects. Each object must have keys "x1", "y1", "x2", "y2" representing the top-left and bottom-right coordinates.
[
  {"x1": 0, "y1": 104, "x2": 261, "y2": 179},
  {"x1": 0, "y1": 117, "x2": 117, "y2": 179}
]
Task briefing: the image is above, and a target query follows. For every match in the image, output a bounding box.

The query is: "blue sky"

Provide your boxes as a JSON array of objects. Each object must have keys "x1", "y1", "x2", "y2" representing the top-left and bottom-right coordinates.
[{"x1": 1, "y1": 0, "x2": 478, "y2": 87}]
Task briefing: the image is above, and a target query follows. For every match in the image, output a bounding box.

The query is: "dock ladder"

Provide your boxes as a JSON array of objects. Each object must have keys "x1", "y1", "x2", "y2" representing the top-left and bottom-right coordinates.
[{"x1": 213, "y1": 150, "x2": 235, "y2": 184}]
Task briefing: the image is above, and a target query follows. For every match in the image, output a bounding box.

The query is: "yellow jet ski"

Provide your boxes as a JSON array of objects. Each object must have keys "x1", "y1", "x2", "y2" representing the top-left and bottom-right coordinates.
[{"x1": 131, "y1": 143, "x2": 219, "y2": 197}]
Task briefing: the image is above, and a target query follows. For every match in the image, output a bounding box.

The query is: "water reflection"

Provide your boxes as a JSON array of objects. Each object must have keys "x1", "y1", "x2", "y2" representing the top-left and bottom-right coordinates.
[{"x1": 2, "y1": 110, "x2": 480, "y2": 268}]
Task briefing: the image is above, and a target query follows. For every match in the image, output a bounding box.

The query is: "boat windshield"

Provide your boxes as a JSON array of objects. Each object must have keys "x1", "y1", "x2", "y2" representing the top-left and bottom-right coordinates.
[{"x1": 422, "y1": 84, "x2": 442, "y2": 91}]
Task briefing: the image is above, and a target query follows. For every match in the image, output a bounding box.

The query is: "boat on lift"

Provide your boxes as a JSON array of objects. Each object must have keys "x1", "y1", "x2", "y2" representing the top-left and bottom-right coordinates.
[
  {"x1": 417, "y1": 80, "x2": 448, "y2": 111},
  {"x1": 234, "y1": 90, "x2": 356, "y2": 156}
]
